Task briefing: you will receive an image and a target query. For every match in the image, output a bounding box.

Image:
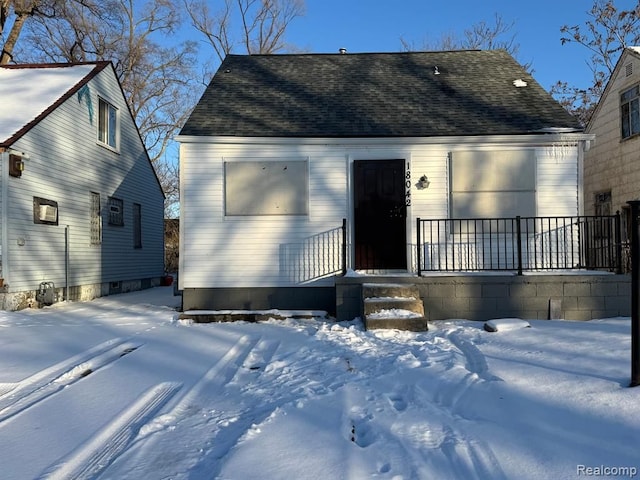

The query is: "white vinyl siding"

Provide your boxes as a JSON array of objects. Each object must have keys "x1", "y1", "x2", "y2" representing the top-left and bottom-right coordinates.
[
  {"x1": 180, "y1": 139, "x2": 582, "y2": 290},
  {"x1": 535, "y1": 145, "x2": 579, "y2": 217},
  {"x1": 180, "y1": 143, "x2": 347, "y2": 288},
  {"x1": 3, "y1": 68, "x2": 163, "y2": 293}
]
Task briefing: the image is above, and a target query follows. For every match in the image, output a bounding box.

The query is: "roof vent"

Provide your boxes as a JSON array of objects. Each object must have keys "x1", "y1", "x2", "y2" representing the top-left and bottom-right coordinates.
[
  {"x1": 339, "y1": 48, "x2": 347, "y2": 54},
  {"x1": 513, "y1": 79, "x2": 528, "y2": 88}
]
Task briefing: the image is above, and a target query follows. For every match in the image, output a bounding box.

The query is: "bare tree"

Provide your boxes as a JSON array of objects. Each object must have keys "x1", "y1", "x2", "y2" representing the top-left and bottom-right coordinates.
[
  {"x1": 13, "y1": 0, "x2": 199, "y2": 216},
  {"x1": 552, "y1": 0, "x2": 640, "y2": 125},
  {"x1": 185, "y1": 0, "x2": 305, "y2": 66},
  {"x1": 1, "y1": 0, "x2": 108, "y2": 64},
  {"x1": 401, "y1": 13, "x2": 530, "y2": 70}
]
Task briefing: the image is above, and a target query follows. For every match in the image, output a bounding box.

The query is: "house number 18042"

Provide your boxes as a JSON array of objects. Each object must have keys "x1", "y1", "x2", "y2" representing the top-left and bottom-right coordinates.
[{"x1": 405, "y1": 167, "x2": 411, "y2": 206}]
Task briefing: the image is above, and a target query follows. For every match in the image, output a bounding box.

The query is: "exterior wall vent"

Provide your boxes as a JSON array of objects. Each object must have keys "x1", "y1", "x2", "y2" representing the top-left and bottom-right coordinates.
[{"x1": 626, "y1": 63, "x2": 633, "y2": 77}]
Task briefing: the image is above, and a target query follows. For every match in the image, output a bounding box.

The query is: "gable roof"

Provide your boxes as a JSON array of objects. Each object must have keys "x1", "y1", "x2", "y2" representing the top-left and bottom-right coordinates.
[
  {"x1": 586, "y1": 47, "x2": 640, "y2": 133},
  {"x1": 0, "y1": 62, "x2": 109, "y2": 147},
  {"x1": 180, "y1": 50, "x2": 582, "y2": 138}
]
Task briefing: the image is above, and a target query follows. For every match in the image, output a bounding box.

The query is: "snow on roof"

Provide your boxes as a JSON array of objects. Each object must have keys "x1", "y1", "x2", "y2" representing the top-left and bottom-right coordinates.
[{"x1": 0, "y1": 64, "x2": 96, "y2": 144}]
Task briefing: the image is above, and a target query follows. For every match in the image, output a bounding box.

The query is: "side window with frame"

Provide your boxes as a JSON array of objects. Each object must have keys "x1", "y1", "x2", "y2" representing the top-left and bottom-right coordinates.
[
  {"x1": 621, "y1": 85, "x2": 640, "y2": 139},
  {"x1": 594, "y1": 190, "x2": 612, "y2": 239},
  {"x1": 98, "y1": 97, "x2": 118, "y2": 150},
  {"x1": 91, "y1": 192, "x2": 102, "y2": 245},
  {"x1": 594, "y1": 191, "x2": 612, "y2": 217},
  {"x1": 133, "y1": 203, "x2": 142, "y2": 248},
  {"x1": 108, "y1": 197, "x2": 124, "y2": 226}
]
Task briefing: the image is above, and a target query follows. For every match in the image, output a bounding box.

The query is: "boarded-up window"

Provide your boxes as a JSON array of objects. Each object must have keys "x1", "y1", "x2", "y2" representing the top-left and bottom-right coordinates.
[
  {"x1": 224, "y1": 159, "x2": 309, "y2": 216},
  {"x1": 450, "y1": 150, "x2": 536, "y2": 219}
]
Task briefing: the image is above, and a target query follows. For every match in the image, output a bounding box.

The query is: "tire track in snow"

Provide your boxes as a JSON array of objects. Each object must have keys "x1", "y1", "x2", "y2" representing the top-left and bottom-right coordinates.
[
  {"x1": 0, "y1": 339, "x2": 141, "y2": 424},
  {"x1": 441, "y1": 424, "x2": 506, "y2": 480},
  {"x1": 38, "y1": 382, "x2": 181, "y2": 480},
  {"x1": 103, "y1": 334, "x2": 365, "y2": 479},
  {"x1": 171, "y1": 334, "x2": 260, "y2": 418},
  {"x1": 433, "y1": 329, "x2": 501, "y2": 410},
  {"x1": 426, "y1": 328, "x2": 506, "y2": 479},
  {"x1": 447, "y1": 331, "x2": 499, "y2": 381},
  {"x1": 98, "y1": 335, "x2": 278, "y2": 479}
]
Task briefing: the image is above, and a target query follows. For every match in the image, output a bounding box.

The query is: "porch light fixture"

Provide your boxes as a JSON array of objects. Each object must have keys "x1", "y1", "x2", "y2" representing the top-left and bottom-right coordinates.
[{"x1": 417, "y1": 175, "x2": 430, "y2": 189}]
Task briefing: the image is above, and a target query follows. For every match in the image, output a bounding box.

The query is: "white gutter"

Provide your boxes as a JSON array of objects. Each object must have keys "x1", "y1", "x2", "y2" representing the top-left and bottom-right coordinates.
[{"x1": 175, "y1": 133, "x2": 595, "y2": 147}]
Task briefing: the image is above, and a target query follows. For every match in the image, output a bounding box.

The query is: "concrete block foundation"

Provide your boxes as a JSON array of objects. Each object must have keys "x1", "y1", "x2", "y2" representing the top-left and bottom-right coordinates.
[{"x1": 335, "y1": 274, "x2": 631, "y2": 322}]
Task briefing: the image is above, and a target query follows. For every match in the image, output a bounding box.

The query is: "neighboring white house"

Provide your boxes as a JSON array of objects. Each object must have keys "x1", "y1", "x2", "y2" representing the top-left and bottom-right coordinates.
[
  {"x1": 584, "y1": 47, "x2": 640, "y2": 242},
  {"x1": 0, "y1": 61, "x2": 165, "y2": 310},
  {"x1": 177, "y1": 50, "x2": 593, "y2": 314}
]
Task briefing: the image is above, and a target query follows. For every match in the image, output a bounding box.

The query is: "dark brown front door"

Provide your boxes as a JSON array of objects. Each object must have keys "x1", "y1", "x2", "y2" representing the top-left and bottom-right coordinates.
[{"x1": 354, "y1": 159, "x2": 407, "y2": 270}]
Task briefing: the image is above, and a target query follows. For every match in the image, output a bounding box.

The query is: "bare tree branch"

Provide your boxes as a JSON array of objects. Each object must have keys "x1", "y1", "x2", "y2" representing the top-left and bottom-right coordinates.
[
  {"x1": 9, "y1": 0, "x2": 198, "y2": 217},
  {"x1": 401, "y1": 13, "x2": 531, "y2": 71},
  {"x1": 185, "y1": 0, "x2": 304, "y2": 63},
  {"x1": 555, "y1": 0, "x2": 640, "y2": 125},
  {"x1": 183, "y1": 0, "x2": 233, "y2": 63}
]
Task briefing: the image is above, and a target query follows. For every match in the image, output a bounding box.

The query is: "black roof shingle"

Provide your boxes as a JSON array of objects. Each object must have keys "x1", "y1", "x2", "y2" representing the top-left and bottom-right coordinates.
[{"x1": 180, "y1": 50, "x2": 581, "y2": 138}]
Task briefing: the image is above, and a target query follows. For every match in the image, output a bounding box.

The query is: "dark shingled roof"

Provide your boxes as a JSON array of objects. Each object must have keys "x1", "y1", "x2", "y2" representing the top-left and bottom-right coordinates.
[{"x1": 180, "y1": 50, "x2": 581, "y2": 138}]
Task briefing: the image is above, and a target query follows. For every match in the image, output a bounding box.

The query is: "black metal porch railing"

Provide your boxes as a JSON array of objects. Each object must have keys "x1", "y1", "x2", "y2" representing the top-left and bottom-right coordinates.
[{"x1": 416, "y1": 215, "x2": 623, "y2": 275}]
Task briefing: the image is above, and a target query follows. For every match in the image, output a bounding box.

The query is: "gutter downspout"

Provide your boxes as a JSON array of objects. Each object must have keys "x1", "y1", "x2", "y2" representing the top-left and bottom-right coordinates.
[
  {"x1": 577, "y1": 139, "x2": 591, "y2": 217},
  {"x1": 577, "y1": 139, "x2": 593, "y2": 216},
  {"x1": 0, "y1": 150, "x2": 9, "y2": 291}
]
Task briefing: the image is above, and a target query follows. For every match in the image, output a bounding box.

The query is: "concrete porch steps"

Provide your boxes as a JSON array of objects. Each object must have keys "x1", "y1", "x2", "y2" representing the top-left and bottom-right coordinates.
[{"x1": 362, "y1": 283, "x2": 428, "y2": 331}]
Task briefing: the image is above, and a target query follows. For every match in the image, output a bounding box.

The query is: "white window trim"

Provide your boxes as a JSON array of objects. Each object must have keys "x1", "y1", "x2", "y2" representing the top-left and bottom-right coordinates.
[
  {"x1": 97, "y1": 97, "x2": 120, "y2": 152},
  {"x1": 620, "y1": 84, "x2": 640, "y2": 140}
]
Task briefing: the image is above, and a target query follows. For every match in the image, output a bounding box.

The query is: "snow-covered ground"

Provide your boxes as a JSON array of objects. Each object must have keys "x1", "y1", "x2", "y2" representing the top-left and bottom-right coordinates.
[{"x1": 0, "y1": 286, "x2": 638, "y2": 480}]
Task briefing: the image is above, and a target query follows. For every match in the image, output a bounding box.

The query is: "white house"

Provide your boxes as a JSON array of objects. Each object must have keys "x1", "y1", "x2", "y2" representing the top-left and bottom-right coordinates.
[
  {"x1": 0, "y1": 61, "x2": 165, "y2": 310},
  {"x1": 177, "y1": 50, "x2": 594, "y2": 316}
]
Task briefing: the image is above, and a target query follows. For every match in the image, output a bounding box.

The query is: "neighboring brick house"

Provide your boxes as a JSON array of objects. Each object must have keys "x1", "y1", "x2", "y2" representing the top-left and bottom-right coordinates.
[{"x1": 584, "y1": 47, "x2": 640, "y2": 245}]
